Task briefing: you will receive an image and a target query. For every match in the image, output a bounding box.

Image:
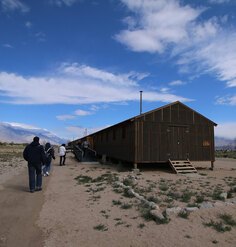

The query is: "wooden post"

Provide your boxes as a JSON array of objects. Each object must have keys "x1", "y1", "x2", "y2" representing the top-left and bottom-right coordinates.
[
  {"x1": 210, "y1": 161, "x2": 214, "y2": 170},
  {"x1": 133, "y1": 163, "x2": 140, "y2": 173},
  {"x1": 102, "y1": 154, "x2": 106, "y2": 164}
]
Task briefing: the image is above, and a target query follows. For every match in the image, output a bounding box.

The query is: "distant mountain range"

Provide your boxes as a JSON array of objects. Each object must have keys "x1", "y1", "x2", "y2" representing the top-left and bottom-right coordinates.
[
  {"x1": 0, "y1": 122, "x2": 67, "y2": 145},
  {"x1": 215, "y1": 137, "x2": 236, "y2": 150}
]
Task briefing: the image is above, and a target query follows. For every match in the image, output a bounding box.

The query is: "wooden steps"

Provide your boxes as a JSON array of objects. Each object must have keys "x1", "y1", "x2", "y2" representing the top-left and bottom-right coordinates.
[{"x1": 168, "y1": 159, "x2": 197, "y2": 174}]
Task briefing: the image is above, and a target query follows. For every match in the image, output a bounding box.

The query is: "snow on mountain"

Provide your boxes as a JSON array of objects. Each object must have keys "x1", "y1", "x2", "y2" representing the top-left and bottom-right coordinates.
[{"x1": 0, "y1": 122, "x2": 67, "y2": 145}]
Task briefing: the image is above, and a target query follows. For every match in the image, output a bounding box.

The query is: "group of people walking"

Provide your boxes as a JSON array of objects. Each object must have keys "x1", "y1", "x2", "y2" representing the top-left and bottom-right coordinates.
[{"x1": 23, "y1": 136, "x2": 67, "y2": 193}]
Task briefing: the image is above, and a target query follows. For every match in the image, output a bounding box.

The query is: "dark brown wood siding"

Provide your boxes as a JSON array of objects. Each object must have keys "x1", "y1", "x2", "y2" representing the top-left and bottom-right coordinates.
[
  {"x1": 92, "y1": 122, "x2": 135, "y2": 162},
  {"x1": 135, "y1": 103, "x2": 215, "y2": 163}
]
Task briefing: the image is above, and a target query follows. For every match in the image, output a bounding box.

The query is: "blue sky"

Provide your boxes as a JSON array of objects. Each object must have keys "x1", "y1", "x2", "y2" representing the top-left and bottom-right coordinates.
[{"x1": 0, "y1": 0, "x2": 236, "y2": 141}]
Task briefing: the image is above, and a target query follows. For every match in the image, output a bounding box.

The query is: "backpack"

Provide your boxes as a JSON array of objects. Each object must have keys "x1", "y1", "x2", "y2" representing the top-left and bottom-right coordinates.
[{"x1": 45, "y1": 147, "x2": 52, "y2": 160}]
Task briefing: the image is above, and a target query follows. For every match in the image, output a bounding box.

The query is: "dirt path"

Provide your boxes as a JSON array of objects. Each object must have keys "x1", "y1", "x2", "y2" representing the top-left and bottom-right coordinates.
[{"x1": 0, "y1": 168, "x2": 47, "y2": 247}]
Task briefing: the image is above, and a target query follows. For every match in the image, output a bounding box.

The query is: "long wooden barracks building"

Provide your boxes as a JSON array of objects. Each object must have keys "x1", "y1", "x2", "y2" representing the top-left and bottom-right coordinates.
[{"x1": 70, "y1": 101, "x2": 217, "y2": 171}]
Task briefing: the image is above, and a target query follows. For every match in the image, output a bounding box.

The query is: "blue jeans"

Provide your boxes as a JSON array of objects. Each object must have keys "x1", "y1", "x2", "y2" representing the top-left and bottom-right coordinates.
[
  {"x1": 28, "y1": 165, "x2": 42, "y2": 191},
  {"x1": 43, "y1": 162, "x2": 51, "y2": 174}
]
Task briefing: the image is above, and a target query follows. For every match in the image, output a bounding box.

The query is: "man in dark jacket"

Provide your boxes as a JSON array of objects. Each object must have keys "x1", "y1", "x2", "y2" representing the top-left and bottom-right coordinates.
[{"x1": 23, "y1": 136, "x2": 46, "y2": 193}]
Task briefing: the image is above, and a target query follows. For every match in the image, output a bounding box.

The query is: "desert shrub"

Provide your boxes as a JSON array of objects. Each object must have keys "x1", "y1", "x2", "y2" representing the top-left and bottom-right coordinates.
[
  {"x1": 167, "y1": 191, "x2": 181, "y2": 200},
  {"x1": 120, "y1": 203, "x2": 132, "y2": 209},
  {"x1": 147, "y1": 195, "x2": 160, "y2": 204},
  {"x1": 138, "y1": 203, "x2": 153, "y2": 222},
  {"x1": 75, "y1": 175, "x2": 93, "y2": 184},
  {"x1": 181, "y1": 190, "x2": 194, "y2": 203},
  {"x1": 123, "y1": 177, "x2": 135, "y2": 187},
  {"x1": 115, "y1": 221, "x2": 124, "y2": 226},
  {"x1": 219, "y1": 214, "x2": 236, "y2": 226},
  {"x1": 212, "y1": 188, "x2": 224, "y2": 201},
  {"x1": 112, "y1": 200, "x2": 122, "y2": 206},
  {"x1": 138, "y1": 203, "x2": 169, "y2": 224},
  {"x1": 215, "y1": 150, "x2": 236, "y2": 159},
  {"x1": 159, "y1": 183, "x2": 169, "y2": 191},
  {"x1": 93, "y1": 224, "x2": 108, "y2": 231},
  {"x1": 195, "y1": 195, "x2": 205, "y2": 203},
  {"x1": 100, "y1": 210, "x2": 109, "y2": 219},
  {"x1": 123, "y1": 187, "x2": 134, "y2": 198},
  {"x1": 155, "y1": 211, "x2": 170, "y2": 225},
  {"x1": 204, "y1": 220, "x2": 231, "y2": 232},
  {"x1": 140, "y1": 208, "x2": 154, "y2": 221},
  {"x1": 93, "y1": 173, "x2": 119, "y2": 184},
  {"x1": 138, "y1": 223, "x2": 145, "y2": 229},
  {"x1": 227, "y1": 189, "x2": 234, "y2": 198},
  {"x1": 178, "y1": 210, "x2": 190, "y2": 219}
]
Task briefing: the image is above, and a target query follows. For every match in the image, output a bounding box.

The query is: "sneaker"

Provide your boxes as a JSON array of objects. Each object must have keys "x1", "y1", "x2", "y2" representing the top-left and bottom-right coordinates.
[
  {"x1": 35, "y1": 187, "x2": 42, "y2": 191},
  {"x1": 43, "y1": 174, "x2": 47, "y2": 177},
  {"x1": 30, "y1": 190, "x2": 34, "y2": 193},
  {"x1": 46, "y1": 172, "x2": 49, "y2": 176}
]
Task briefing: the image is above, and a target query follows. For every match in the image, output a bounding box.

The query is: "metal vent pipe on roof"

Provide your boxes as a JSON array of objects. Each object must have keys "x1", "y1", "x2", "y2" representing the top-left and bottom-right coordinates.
[{"x1": 140, "y1": 90, "x2": 143, "y2": 115}]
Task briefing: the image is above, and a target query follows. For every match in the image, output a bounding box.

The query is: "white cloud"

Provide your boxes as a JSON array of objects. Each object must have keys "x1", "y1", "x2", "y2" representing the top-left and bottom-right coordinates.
[
  {"x1": 169, "y1": 80, "x2": 186, "y2": 86},
  {"x1": 59, "y1": 63, "x2": 147, "y2": 87},
  {"x1": 160, "y1": 87, "x2": 169, "y2": 93},
  {"x1": 49, "y1": 0, "x2": 79, "y2": 7},
  {"x1": 178, "y1": 33, "x2": 236, "y2": 87},
  {"x1": 1, "y1": 0, "x2": 29, "y2": 12},
  {"x1": 57, "y1": 107, "x2": 98, "y2": 121},
  {"x1": 57, "y1": 109, "x2": 92, "y2": 121},
  {"x1": 116, "y1": 0, "x2": 236, "y2": 93},
  {"x1": 209, "y1": 0, "x2": 231, "y2": 4},
  {"x1": 215, "y1": 122, "x2": 236, "y2": 139},
  {"x1": 216, "y1": 95, "x2": 236, "y2": 105},
  {"x1": 227, "y1": 79, "x2": 236, "y2": 87},
  {"x1": 56, "y1": 115, "x2": 76, "y2": 121},
  {"x1": 25, "y1": 21, "x2": 32, "y2": 28},
  {"x1": 90, "y1": 105, "x2": 100, "y2": 111},
  {"x1": 0, "y1": 64, "x2": 191, "y2": 105},
  {"x1": 115, "y1": 0, "x2": 202, "y2": 53},
  {"x1": 35, "y1": 32, "x2": 46, "y2": 42},
  {"x1": 66, "y1": 125, "x2": 105, "y2": 139},
  {"x1": 74, "y1": 109, "x2": 92, "y2": 116},
  {"x1": 2, "y1": 43, "x2": 13, "y2": 48}
]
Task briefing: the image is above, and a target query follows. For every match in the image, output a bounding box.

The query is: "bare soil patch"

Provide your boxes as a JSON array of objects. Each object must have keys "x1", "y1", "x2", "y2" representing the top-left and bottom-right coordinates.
[{"x1": 38, "y1": 154, "x2": 236, "y2": 247}]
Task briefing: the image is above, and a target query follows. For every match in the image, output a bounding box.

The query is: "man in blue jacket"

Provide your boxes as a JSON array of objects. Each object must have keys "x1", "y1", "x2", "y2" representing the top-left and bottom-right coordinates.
[{"x1": 23, "y1": 136, "x2": 46, "y2": 193}]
